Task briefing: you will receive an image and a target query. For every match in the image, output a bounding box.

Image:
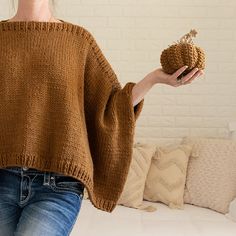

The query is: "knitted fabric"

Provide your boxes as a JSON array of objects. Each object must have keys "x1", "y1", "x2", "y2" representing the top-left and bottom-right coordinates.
[
  {"x1": 0, "y1": 19, "x2": 144, "y2": 213},
  {"x1": 160, "y1": 29, "x2": 205, "y2": 77}
]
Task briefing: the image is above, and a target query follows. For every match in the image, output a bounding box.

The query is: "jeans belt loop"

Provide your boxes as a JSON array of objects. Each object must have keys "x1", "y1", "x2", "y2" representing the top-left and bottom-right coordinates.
[{"x1": 43, "y1": 171, "x2": 52, "y2": 186}]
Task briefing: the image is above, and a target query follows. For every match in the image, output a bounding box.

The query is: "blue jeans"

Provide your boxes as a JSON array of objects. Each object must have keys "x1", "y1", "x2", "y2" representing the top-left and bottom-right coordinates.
[{"x1": 0, "y1": 166, "x2": 85, "y2": 236}]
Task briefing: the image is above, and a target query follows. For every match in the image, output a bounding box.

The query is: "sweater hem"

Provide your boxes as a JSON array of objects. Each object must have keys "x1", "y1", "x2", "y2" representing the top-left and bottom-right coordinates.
[{"x1": 0, "y1": 153, "x2": 117, "y2": 213}]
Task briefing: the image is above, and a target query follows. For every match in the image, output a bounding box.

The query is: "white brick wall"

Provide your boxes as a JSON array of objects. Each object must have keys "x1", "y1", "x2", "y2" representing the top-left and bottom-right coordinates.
[{"x1": 1, "y1": 0, "x2": 236, "y2": 145}]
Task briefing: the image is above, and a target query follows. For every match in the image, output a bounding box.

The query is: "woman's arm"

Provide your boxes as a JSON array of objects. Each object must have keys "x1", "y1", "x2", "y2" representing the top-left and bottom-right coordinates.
[{"x1": 131, "y1": 65, "x2": 204, "y2": 106}]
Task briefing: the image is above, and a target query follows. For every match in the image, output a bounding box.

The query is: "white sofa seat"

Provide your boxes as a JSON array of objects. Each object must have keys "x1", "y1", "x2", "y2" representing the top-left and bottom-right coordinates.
[{"x1": 71, "y1": 199, "x2": 236, "y2": 236}]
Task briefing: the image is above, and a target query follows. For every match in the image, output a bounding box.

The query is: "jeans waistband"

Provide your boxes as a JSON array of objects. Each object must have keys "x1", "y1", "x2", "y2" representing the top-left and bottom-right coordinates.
[
  {"x1": 3, "y1": 166, "x2": 62, "y2": 176},
  {"x1": 2, "y1": 166, "x2": 84, "y2": 186}
]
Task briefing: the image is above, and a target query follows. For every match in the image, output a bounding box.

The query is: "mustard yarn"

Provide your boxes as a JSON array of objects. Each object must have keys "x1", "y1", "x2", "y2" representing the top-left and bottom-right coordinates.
[{"x1": 160, "y1": 29, "x2": 206, "y2": 79}]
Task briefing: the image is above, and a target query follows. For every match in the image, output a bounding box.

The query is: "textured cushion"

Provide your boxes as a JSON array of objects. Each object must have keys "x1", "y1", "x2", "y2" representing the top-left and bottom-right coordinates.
[
  {"x1": 83, "y1": 142, "x2": 156, "y2": 211},
  {"x1": 143, "y1": 144, "x2": 192, "y2": 209},
  {"x1": 181, "y1": 136, "x2": 236, "y2": 214}
]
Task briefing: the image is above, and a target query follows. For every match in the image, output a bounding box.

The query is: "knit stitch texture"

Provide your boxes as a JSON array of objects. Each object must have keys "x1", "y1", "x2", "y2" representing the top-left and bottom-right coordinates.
[{"x1": 0, "y1": 19, "x2": 144, "y2": 213}]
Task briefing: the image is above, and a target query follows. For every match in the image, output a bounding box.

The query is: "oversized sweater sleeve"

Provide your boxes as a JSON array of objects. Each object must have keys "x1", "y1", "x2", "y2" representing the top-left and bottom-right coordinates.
[
  {"x1": 83, "y1": 31, "x2": 144, "y2": 212},
  {"x1": 84, "y1": 34, "x2": 144, "y2": 125}
]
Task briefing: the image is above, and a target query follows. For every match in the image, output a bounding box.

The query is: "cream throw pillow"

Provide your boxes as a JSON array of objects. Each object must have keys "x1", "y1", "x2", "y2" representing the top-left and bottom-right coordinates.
[
  {"x1": 143, "y1": 144, "x2": 192, "y2": 209},
  {"x1": 117, "y1": 142, "x2": 156, "y2": 210},
  {"x1": 182, "y1": 136, "x2": 236, "y2": 214},
  {"x1": 84, "y1": 142, "x2": 157, "y2": 211}
]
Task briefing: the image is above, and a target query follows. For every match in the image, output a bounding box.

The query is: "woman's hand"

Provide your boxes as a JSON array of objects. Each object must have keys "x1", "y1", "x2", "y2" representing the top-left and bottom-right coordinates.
[
  {"x1": 131, "y1": 65, "x2": 205, "y2": 107},
  {"x1": 150, "y1": 65, "x2": 205, "y2": 87}
]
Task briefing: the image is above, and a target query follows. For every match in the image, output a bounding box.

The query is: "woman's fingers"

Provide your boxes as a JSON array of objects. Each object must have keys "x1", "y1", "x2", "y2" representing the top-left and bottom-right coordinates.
[
  {"x1": 181, "y1": 67, "x2": 199, "y2": 81},
  {"x1": 171, "y1": 65, "x2": 188, "y2": 79},
  {"x1": 183, "y1": 70, "x2": 204, "y2": 84},
  {"x1": 170, "y1": 66, "x2": 205, "y2": 87}
]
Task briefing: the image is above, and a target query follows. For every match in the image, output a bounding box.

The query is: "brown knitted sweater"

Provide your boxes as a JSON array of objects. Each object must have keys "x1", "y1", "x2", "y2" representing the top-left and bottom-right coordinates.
[{"x1": 0, "y1": 19, "x2": 144, "y2": 213}]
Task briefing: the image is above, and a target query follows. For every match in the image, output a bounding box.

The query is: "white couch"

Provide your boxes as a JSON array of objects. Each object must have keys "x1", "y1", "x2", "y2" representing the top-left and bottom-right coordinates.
[{"x1": 71, "y1": 199, "x2": 236, "y2": 236}]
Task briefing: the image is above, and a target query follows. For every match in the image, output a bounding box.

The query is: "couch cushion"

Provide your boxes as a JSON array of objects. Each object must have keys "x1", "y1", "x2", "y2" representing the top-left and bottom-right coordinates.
[
  {"x1": 226, "y1": 198, "x2": 236, "y2": 222},
  {"x1": 182, "y1": 136, "x2": 236, "y2": 214},
  {"x1": 72, "y1": 199, "x2": 236, "y2": 236}
]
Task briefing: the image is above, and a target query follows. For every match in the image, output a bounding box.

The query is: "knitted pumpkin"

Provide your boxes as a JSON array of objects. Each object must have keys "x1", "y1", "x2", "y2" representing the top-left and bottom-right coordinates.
[{"x1": 160, "y1": 29, "x2": 205, "y2": 80}]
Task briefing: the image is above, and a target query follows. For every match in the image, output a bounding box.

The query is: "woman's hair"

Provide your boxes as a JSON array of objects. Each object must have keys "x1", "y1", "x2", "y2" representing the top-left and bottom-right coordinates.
[{"x1": 11, "y1": 0, "x2": 56, "y2": 13}]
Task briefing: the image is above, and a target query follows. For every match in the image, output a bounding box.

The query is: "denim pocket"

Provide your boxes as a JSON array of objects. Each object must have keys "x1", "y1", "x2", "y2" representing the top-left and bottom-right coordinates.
[{"x1": 50, "y1": 175, "x2": 85, "y2": 200}]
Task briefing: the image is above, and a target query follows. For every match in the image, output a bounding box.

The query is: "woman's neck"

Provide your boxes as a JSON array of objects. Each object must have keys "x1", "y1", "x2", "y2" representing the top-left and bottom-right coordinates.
[{"x1": 9, "y1": 0, "x2": 58, "y2": 22}]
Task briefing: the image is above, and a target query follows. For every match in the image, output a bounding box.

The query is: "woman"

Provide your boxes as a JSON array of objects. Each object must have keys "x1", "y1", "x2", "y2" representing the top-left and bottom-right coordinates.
[{"x1": 0, "y1": 0, "x2": 204, "y2": 235}]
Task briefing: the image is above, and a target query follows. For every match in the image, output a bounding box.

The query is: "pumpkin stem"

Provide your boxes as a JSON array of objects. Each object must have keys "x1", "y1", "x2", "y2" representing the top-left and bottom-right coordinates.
[
  {"x1": 180, "y1": 29, "x2": 197, "y2": 43},
  {"x1": 173, "y1": 29, "x2": 198, "y2": 45}
]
